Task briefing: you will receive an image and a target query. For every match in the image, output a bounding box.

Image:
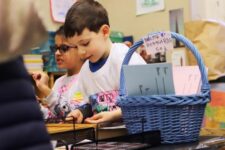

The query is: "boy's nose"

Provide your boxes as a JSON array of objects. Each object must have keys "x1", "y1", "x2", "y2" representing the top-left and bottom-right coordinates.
[{"x1": 55, "y1": 50, "x2": 61, "y2": 55}]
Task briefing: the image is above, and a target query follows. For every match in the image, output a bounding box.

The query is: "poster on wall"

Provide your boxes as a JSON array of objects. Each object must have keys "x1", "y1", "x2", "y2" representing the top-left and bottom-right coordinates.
[
  {"x1": 136, "y1": 0, "x2": 165, "y2": 16},
  {"x1": 50, "y1": 0, "x2": 77, "y2": 23}
]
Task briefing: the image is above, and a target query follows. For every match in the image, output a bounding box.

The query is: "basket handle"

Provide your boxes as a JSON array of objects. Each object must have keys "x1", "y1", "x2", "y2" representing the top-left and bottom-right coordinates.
[{"x1": 119, "y1": 32, "x2": 210, "y2": 96}]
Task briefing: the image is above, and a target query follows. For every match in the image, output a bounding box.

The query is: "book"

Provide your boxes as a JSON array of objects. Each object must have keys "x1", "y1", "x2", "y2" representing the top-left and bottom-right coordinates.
[{"x1": 23, "y1": 54, "x2": 43, "y2": 72}]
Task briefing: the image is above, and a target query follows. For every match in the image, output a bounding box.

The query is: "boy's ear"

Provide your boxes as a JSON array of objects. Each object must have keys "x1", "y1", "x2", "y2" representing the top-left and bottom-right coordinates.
[{"x1": 100, "y1": 24, "x2": 110, "y2": 37}]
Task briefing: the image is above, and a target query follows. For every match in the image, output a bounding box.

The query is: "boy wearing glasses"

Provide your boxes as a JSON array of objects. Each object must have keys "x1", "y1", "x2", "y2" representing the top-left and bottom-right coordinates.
[
  {"x1": 32, "y1": 25, "x2": 92, "y2": 121},
  {"x1": 64, "y1": 0, "x2": 146, "y2": 124}
]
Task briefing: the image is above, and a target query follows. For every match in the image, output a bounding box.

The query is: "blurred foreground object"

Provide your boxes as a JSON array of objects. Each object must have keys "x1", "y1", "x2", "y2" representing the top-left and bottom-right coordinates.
[
  {"x1": 0, "y1": 0, "x2": 52, "y2": 149},
  {"x1": 0, "y1": 0, "x2": 47, "y2": 63},
  {"x1": 185, "y1": 20, "x2": 225, "y2": 81}
]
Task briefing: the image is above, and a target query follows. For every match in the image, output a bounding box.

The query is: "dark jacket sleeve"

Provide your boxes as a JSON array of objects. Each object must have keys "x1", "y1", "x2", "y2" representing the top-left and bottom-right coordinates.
[
  {"x1": 0, "y1": 57, "x2": 52, "y2": 150},
  {"x1": 77, "y1": 103, "x2": 93, "y2": 122}
]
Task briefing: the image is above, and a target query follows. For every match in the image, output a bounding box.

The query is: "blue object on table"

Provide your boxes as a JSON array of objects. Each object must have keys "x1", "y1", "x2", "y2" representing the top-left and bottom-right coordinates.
[{"x1": 117, "y1": 32, "x2": 211, "y2": 144}]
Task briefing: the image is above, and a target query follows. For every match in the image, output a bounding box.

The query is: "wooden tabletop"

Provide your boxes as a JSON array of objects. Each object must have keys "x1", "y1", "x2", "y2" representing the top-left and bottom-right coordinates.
[
  {"x1": 46, "y1": 123, "x2": 97, "y2": 134},
  {"x1": 47, "y1": 123, "x2": 225, "y2": 137}
]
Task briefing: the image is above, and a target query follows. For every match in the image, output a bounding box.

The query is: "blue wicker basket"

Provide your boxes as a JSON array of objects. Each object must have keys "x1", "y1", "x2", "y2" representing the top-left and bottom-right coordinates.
[{"x1": 117, "y1": 32, "x2": 210, "y2": 144}]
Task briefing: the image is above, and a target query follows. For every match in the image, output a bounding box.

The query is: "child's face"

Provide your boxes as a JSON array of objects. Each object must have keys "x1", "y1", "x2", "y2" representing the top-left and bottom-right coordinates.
[
  {"x1": 67, "y1": 25, "x2": 110, "y2": 63},
  {"x1": 54, "y1": 35, "x2": 81, "y2": 70}
]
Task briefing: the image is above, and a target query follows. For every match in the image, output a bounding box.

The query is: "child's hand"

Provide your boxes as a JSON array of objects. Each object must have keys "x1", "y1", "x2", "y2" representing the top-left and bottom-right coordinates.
[
  {"x1": 85, "y1": 108, "x2": 122, "y2": 124},
  {"x1": 84, "y1": 111, "x2": 113, "y2": 124},
  {"x1": 66, "y1": 109, "x2": 83, "y2": 123},
  {"x1": 32, "y1": 72, "x2": 49, "y2": 90},
  {"x1": 32, "y1": 72, "x2": 51, "y2": 97},
  {"x1": 32, "y1": 72, "x2": 48, "y2": 86}
]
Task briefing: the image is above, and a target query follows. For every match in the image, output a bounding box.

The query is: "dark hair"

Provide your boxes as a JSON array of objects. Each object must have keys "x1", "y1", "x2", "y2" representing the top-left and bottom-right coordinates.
[
  {"x1": 64, "y1": 0, "x2": 109, "y2": 38},
  {"x1": 55, "y1": 25, "x2": 65, "y2": 37}
]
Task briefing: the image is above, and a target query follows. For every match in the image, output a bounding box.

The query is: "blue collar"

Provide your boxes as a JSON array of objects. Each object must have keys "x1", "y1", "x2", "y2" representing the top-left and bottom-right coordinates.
[{"x1": 89, "y1": 56, "x2": 108, "y2": 72}]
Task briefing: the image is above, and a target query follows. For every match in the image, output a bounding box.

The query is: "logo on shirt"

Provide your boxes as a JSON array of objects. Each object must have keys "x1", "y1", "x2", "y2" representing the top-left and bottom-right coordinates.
[
  {"x1": 71, "y1": 91, "x2": 84, "y2": 103},
  {"x1": 89, "y1": 90, "x2": 119, "y2": 113}
]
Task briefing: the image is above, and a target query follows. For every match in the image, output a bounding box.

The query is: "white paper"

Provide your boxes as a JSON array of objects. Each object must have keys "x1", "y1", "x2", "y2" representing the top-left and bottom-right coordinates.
[
  {"x1": 171, "y1": 47, "x2": 189, "y2": 66},
  {"x1": 143, "y1": 32, "x2": 174, "y2": 58},
  {"x1": 100, "y1": 125, "x2": 126, "y2": 130},
  {"x1": 173, "y1": 66, "x2": 202, "y2": 95}
]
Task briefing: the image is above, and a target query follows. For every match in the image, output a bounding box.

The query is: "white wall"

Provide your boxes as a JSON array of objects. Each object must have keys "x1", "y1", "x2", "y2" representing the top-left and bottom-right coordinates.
[
  {"x1": 190, "y1": 0, "x2": 225, "y2": 21},
  {"x1": 34, "y1": 1, "x2": 62, "y2": 32}
]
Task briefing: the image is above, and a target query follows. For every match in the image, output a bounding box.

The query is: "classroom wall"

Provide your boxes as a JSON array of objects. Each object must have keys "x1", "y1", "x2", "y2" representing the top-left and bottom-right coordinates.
[
  {"x1": 98, "y1": 0, "x2": 191, "y2": 41},
  {"x1": 35, "y1": 1, "x2": 62, "y2": 32},
  {"x1": 35, "y1": 0, "x2": 191, "y2": 41}
]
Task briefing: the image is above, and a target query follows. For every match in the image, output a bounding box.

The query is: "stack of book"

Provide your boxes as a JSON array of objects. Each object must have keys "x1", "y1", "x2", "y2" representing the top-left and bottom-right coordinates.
[{"x1": 23, "y1": 54, "x2": 43, "y2": 72}]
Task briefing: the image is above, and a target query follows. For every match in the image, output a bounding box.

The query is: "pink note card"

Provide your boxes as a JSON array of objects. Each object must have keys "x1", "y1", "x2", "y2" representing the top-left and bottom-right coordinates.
[{"x1": 173, "y1": 66, "x2": 202, "y2": 95}]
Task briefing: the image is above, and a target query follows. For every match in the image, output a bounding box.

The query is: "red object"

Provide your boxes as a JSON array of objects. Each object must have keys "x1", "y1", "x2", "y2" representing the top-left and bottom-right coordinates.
[{"x1": 210, "y1": 90, "x2": 225, "y2": 107}]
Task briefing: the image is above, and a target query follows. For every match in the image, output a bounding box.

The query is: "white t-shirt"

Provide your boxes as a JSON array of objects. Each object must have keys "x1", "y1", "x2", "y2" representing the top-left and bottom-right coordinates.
[
  {"x1": 45, "y1": 74, "x2": 84, "y2": 118},
  {"x1": 77, "y1": 43, "x2": 146, "y2": 103}
]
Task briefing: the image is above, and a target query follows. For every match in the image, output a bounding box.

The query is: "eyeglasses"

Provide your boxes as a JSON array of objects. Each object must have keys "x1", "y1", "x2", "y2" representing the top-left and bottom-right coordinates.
[{"x1": 50, "y1": 44, "x2": 76, "y2": 53}]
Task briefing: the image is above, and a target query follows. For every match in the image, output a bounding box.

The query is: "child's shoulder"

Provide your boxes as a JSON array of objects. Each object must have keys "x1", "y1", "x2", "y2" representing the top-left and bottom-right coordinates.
[
  {"x1": 112, "y1": 43, "x2": 146, "y2": 65},
  {"x1": 55, "y1": 74, "x2": 78, "y2": 84},
  {"x1": 55, "y1": 74, "x2": 67, "y2": 82},
  {"x1": 112, "y1": 43, "x2": 129, "y2": 51},
  {"x1": 111, "y1": 43, "x2": 129, "y2": 55}
]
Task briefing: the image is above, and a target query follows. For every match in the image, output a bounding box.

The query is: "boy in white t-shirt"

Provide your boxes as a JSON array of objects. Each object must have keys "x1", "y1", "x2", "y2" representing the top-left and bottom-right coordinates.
[{"x1": 64, "y1": 0, "x2": 146, "y2": 123}]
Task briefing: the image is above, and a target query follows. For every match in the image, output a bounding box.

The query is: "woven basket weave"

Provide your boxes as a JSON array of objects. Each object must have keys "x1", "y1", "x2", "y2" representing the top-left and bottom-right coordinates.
[{"x1": 117, "y1": 32, "x2": 210, "y2": 144}]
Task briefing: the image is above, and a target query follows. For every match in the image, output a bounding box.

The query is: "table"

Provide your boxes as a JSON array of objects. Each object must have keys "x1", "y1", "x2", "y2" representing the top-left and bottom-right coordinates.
[
  {"x1": 149, "y1": 128, "x2": 225, "y2": 150},
  {"x1": 47, "y1": 124, "x2": 96, "y2": 145},
  {"x1": 47, "y1": 123, "x2": 96, "y2": 134},
  {"x1": 149, "y1": 136, "x2": 225, "y2": 150},
  {"x1": 47, "y1": 124, "x2": 225, "y2": 149},
  {"x1": 46, "y1": 123, "x2": 129, "y2": 147}
]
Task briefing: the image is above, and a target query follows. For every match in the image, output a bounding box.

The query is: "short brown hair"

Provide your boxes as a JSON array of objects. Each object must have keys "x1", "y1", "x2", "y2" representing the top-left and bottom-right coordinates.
[{"x1": 64, "y1": 0, "x2": 109, "y2": 38}]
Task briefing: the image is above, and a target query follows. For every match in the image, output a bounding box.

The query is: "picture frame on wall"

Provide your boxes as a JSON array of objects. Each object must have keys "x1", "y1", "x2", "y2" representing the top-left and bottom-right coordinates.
[{"x1": 50, "y1": 0, "x2": 76, "y2": 23}]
